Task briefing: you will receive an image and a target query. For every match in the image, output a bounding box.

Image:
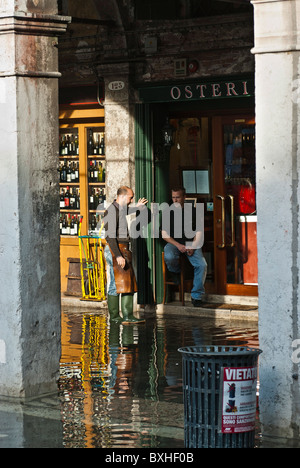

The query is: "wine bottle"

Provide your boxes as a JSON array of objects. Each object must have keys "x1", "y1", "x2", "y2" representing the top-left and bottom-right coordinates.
[
  {"x1": 88, "y1": 129, "x2": 94, "y2": 155},
  {"x1": 76, "y1": 188, "x2": 80, "y2": 210},
  {"x1": 70, "y1": 188, "x2": 76, "y2": 209},
  {"x1": 100, "y1": 136, "x2": 105, "y2": 155},
  {"x1": 64, "y1": 136, "x2": 69, "y2": 156},
  {"x1": 98, "y1": 161, "x2": 103, "y2": 182},
  {"x1": 88, "y1": 161, "x2": 94, "y2": 182},
  {"x1": 66, "y1": 162, "x2": 72, "y2": 182},
  {"x1": 66, "y1": 214, "x2": 71, "y2": 236},
  {"x1": 102, "y1": 188, "x2": 106, "y2": 208},
  {"x1": 67, "y1": 135, "x2": 72, "y2": 155},
  {"x1": 94, "y1": 133, "x2": 99, "y2": 155},
  {"x1": 70, "y1": 135, "x2": 76, "y2": 156},
  {"x1": 89, "y1": 188, "x2": 95, "y2": 210},
  {"x1": 75, "y1": 162, "x2": 79, "y2": 182},
  {"x1": 64, "y1": 186, "x2": 70, "y2": 208},
  {"x1": 61, "y1": 159, "x2": 67, "y2": 182},
  {"x1": 74, "y1": 134, "x2": 79, "y2": 155},
  {"x1": 93, "y1": 161, "x2": 98, "y2": 181},
  {"x1": 94, "y1": 189, "x2": 99, "y2": 210},
  {"x1": 59, "y1": 162, "x2": 63, "y2": 182},
  {"x1": 62, "y1": 215, "x2": 67, "y2": 235},
  {"x1": 70, "y1": 216, "x2": 75, "y2": 236},
  {"x1": 60, "y1": 189, "x2": 65, "y2": 209},
  {"x1": 74, "y1": 215, "x2": 78, "y2": 236},
  {"x1": 70, "y1": 163, "x2": 75, "y2": 183},
  {"x1": 60, "y1": 135, "x2": 66, "y2": 156},
  {"x1": 98, "y1": 188, "x2": 103, "y2": 205},
  {"x1": 95, "y1": 134, "x2": 100, "y2": 155}
]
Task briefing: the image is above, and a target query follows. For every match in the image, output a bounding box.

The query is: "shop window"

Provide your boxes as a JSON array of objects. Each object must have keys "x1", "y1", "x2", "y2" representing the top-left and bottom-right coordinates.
[
  {"x1": 169, "y1": 117, "x2": 211, "y2": 193},
  {"x1": 168, "y1": 117, "x2": 214, "y2": 283}
]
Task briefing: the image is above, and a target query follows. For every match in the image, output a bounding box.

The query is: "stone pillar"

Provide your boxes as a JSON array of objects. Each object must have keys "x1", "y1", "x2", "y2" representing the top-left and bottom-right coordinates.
[
  {"x1": 0, "y1": 1, "x2": 69, "y2": 398},
  {"x1": 252, "y1": 0, "x2": 300, "y2": 439},
  {"x1": 104, "y1": 69, "x2": 135, "y2": 202}
]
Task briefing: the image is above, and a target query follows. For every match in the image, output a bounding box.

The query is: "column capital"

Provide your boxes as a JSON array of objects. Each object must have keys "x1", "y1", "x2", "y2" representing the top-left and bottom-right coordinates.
[
  {"x1": 0, "y1": 12, "x2": 70, "y2": 78},
  {"x1": 251, "y1": 0, "x2": 300, "y2": 54},
  {"x1": 0, "y1": 0, "x2": 60, "y2": 15},
  {"x1": 0, "y1": 12, "x2": 71, "y2": 36}
]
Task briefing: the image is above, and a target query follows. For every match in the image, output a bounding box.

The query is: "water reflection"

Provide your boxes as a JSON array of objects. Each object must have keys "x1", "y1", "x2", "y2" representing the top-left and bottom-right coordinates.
[{"x1": 59, "y1": 309, "x2": 259, "y2": 449}]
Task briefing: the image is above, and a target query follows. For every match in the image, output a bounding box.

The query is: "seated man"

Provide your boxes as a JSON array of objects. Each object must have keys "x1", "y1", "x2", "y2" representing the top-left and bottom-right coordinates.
[{"x1": 161, "y1": 186, "x2": 207, "y2": 307}]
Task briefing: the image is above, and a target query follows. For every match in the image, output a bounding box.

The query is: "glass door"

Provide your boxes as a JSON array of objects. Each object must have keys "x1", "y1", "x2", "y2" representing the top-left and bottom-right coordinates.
[{"x1": 213, "y1": 116, "x2": 258, "y2": 296}]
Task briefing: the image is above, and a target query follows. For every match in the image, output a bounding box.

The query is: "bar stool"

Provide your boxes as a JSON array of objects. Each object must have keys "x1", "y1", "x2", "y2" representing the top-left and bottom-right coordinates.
[{"x1": 162, "y1": 251, "x2": 194, "y2": 306}]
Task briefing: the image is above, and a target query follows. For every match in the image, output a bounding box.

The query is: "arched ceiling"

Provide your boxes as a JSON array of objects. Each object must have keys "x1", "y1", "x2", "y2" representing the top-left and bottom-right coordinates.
[{"x1": 58, "y1": 0, "x2": 254, "y2": 86}]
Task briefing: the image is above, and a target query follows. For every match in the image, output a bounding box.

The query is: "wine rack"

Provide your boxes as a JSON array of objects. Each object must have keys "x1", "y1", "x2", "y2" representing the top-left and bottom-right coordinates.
[
  {"x1": 87, "y1": 126, "x2": 106, "y2": 235},
  {"x1": 58, "y1": 125, "x2": 106, "y2": 237},
  {"x1": 59, "y1": 128, "x2": 81, "y2": 237},
  {"x1": 58, "y1": 106, "x2": 106, "y2": 295}
]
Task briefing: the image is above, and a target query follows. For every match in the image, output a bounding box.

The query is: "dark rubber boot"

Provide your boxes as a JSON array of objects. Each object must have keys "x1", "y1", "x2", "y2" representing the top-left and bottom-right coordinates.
[{"x1": 121, "y1": 294, "x2": 145, "y2": 324}]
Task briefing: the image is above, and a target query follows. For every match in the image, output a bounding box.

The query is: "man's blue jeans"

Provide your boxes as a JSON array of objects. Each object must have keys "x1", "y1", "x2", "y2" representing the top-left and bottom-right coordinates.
[
  {"x1": 164, "y1": 244, "x2": 207, "y2": 300},
  {"x1": 104, "y1": 245, "x2": 118, "y2": 296}
]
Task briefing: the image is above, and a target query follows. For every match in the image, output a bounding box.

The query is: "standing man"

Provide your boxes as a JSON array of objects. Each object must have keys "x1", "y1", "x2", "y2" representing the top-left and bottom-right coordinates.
[
  {"x1": 161, "y1": 186, "x2": 207, "y2": 307},
  {"x1": 104, "y1": 186, "x2": 148, "y2": 323}
]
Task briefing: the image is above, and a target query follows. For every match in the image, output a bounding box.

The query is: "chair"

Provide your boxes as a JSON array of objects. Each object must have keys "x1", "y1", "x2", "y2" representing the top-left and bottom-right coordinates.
[{"x1": 162, "y1": 251, "x2": 194, "y2": 305}]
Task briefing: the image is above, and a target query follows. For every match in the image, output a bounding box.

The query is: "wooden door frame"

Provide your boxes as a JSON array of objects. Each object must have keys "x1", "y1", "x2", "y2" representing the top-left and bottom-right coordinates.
[{"x1": 212, "y1": 115, "x2": 258, "y2": 297}]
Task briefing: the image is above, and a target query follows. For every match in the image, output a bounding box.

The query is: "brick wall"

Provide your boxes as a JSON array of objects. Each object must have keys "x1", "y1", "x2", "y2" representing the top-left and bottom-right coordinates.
[{"x1": 58, "y1": 1, "x2": 254, "y2": 87}]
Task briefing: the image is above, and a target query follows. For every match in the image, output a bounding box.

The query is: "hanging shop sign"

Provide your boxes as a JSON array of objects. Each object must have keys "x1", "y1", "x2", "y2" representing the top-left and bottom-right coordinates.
[
  {"x1": 139, "y1": 77, "x2": 254, "y2": 103},
  {"x1": 219, "y1": 366, "x2": 258, "y2": 434}
]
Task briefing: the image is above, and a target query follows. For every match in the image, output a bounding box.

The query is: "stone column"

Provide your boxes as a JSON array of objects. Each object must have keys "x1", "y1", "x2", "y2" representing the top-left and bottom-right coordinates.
[
  {"x1": 252, "y1": 0, "x2": 300, "y2": 439},
  {"x1": 0, "y1": 0, "x2": 69, "y2": 398},
  {"x1": 104, "y1": 69, "x2": 135, "y2": 202}
]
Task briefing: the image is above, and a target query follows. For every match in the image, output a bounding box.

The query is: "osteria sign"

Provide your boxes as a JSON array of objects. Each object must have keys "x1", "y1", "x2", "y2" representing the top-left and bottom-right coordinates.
[{"x1": 139, "y1": 78, "x2": 254, "y2": 103}]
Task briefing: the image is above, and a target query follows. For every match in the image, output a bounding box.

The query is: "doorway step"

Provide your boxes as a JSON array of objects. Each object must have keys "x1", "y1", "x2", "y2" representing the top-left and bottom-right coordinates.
[
  {"x1": 204, "y1": 294, "x2": 258, "y2": 307},
  {"x1": 155, "y1": 294, "x2": 258, "y2": 322}
]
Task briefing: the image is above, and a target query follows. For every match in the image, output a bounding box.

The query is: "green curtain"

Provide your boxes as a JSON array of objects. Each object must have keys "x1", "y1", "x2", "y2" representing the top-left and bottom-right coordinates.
[
  {"x1": 152, "y1": 108, "x2": 170, "y2": 304},
  {"x1": 135, "y1": 103, "x2": 154, "y2": 304},
  {"x1": 154, "y1": 167, "x2": 168, "y2": 303},
  {"x1": 135, "y1": 104, "x2": 170, "y2": 304}
]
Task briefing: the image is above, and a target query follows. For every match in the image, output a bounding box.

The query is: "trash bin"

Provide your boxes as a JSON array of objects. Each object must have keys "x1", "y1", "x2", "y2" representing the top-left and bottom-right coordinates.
[{"x1": 178, "y1": 345, "x2": 262, "y2": 448}]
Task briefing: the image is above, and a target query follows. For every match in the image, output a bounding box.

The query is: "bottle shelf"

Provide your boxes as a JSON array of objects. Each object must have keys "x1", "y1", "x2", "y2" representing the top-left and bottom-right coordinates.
[
  {"x1": 87, "y1": 155, "x2": 105, "y2": 159},
  {"x1": 59, "y1": 155, "x2": 80, "y2": 159},
  {"x1": 59, "y1": 125, "x2": 106, "y2": 238},
  {"x1": 60, "y1": 209, "x2": 80, "y2": 213}
]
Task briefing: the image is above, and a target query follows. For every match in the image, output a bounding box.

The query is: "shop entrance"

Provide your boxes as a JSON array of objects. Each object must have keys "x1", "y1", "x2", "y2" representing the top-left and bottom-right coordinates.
[{"x1": 168, "y1": 113, "x2": 257, "y2": 297}]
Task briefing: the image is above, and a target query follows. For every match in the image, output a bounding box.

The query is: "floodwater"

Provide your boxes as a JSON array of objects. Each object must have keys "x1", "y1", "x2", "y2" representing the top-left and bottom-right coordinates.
[
  {"x1": 59, "y1": 308, "x2": 259, "y2": 449},
  {"x1": 0, "y1": 308, "x2": 262, "y2": 449}
]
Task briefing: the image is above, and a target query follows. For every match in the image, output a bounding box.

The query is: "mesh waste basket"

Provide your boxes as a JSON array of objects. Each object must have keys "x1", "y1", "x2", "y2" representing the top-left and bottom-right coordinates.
[{"x1": 178, "y1": 346, "x2": 262, "y2": 448}]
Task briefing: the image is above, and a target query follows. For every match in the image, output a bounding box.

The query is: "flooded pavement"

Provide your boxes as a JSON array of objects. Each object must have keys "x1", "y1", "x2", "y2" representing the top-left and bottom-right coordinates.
[
  {"x1": 59, "y1": 308, "x2": 259, "y2": 449},
  {"x1": 0, "y1": 307, "x2": 279, "y2": 448}
]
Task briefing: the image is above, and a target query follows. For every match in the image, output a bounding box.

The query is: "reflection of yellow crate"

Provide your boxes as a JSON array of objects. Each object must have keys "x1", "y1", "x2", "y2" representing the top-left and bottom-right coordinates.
[{"x1": 78, "y1": 218, "x2": 106, "y2": 302}]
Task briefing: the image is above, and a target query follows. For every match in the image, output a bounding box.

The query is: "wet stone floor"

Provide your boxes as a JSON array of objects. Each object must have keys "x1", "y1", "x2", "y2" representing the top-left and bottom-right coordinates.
[
  {"x1": 59, "y1": 309, "x2": 259, "y2": 449},
  {"x1": 0, "y1": 308, "x2": 264, "y2": 449}
]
